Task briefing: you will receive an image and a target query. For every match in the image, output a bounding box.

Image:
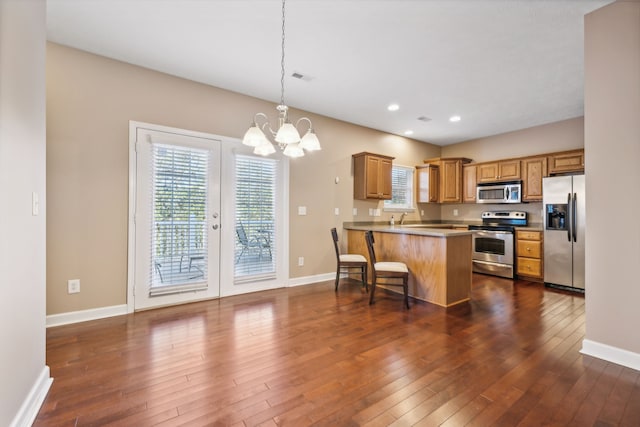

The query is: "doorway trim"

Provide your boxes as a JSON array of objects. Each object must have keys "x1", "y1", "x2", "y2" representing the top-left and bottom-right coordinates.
[{"x1": 127, "y1": 121, "x2": 290, "y2": 313}]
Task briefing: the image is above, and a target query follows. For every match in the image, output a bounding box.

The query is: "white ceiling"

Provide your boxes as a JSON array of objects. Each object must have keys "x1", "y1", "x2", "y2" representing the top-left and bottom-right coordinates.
[{"x1": 46, "y1": 0, "x2": 613, "y2": 146}]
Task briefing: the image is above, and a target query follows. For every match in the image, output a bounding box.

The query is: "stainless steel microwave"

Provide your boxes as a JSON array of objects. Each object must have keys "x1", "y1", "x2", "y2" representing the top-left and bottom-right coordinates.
[{"x1": 476, "y1": 181, "x2": 521, "y2": 204}]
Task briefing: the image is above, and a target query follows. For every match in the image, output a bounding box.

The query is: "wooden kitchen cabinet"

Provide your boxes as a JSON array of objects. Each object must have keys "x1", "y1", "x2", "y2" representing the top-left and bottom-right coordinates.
[
  {"x1": 353, "y1": 152, "x2": 394, "y2": 200},
  {"x1": 516, "y1": 230, "x2": 543, "y2": 281},
  {"x1": 423, "y1": 157, "x2": 471, "y2": 203},
  {"x1": 416, "y1": 164, "x2": 439, "y2": 203},
  {"x1": 548, "y1": 149, "x2": 584, "y2": 174},
  {"x1": 522, "y1": 156, "x2": 548, "y2": 202},
  {"x1": 477, "y1": 159, "x2": 521, "y2": 183},
  {"x1": 462, "y1": 163, "x2": 477, "y2": 203}
]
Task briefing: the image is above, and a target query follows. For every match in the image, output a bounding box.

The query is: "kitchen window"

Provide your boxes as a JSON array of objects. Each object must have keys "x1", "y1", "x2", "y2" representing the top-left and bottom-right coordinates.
[{"x1": 384, "y1": 165, "x2": 415, "y2": 211}]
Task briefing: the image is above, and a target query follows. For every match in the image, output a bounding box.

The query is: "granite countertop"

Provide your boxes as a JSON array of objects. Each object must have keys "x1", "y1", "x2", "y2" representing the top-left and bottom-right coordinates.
[
  {"x1": 343, "y1": 223, "x2": 474, "y2": 237},
  {"x1": 343, "y1": 221, "x2": 543, "y2": 235}
]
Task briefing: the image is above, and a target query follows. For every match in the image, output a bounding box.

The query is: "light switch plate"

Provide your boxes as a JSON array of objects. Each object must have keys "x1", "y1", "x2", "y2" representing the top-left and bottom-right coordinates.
[
  {"x1": 334, "y1": 208, "x2": 339, "y2": 215},
  {"x1": 298, "y1": 206, "x2": 307, "y2": 215}
]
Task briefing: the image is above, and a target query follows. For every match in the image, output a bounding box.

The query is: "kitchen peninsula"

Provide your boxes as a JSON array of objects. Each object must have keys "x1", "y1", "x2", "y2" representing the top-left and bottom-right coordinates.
[{"x1": 344, "y1": 224, "x2": 473, "y2": 307}]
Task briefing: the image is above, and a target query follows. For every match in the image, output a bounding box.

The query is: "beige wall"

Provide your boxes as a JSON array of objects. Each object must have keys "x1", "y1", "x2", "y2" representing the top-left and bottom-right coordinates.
[
  {"x1": 0, "y1": 0, "x2": 49, "y2": 424},
  {"x1": 46, "y1": 43, "x2": 440, "y2": 315},
  {"x1": 441, "y1": 116, "x2": 584, "y2": 162},
  {"x1": 584, "y1": 1, "x2": 640, "y2": 354}
]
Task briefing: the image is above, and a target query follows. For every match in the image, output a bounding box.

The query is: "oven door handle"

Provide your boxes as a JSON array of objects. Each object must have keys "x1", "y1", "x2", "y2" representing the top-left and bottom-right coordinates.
[{"x1": 474, "y1": 230, "x2": 512, "y2": 238}]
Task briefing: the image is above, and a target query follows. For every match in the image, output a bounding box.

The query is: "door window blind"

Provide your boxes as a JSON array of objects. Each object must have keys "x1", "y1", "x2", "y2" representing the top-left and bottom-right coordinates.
[
  {"x1": 151, "y1": 143, "x2": 209, "y2": 293},
  {"x1": 234, "y1": 155, "x2": 277, "y2": 280}
]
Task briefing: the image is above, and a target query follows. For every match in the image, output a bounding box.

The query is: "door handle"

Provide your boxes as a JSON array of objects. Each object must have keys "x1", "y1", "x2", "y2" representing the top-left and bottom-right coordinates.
[
  {"x1": 567, "y1": 193, "x2": 572, "y2": 242},
  {"x1": 212, "y1": 224, "x2": 219, "y2": 230}
]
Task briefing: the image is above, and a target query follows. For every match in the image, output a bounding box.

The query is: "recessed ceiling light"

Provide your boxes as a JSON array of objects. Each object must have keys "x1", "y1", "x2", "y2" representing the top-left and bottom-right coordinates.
[
  {"x1": 387, "y1": 104, "x2": 400, "y2": 111},
  {"x1": 449, "y1": 115, "x2": 461, "y2": 122},
  {"x1": 404, "y1": 130, "x2": 414, "y2": 135}
]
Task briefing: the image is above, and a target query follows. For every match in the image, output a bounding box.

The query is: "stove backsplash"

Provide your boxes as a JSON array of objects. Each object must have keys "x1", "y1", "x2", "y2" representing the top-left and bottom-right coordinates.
[{"x1": 439, "y1": 202, "x2": 543, "y2": 226}]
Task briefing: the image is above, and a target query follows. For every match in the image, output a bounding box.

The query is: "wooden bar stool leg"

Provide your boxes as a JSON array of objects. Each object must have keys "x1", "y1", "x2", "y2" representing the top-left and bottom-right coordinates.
[
  {"x1": 362, "y1": 266, "x2": 368, "y2": 292},
  {"x1": 403, "y1": 276, "x2": 410, "y2": 309},
  {"x1": 369, "y1": 273, "x2": 377, "y2": 305}
]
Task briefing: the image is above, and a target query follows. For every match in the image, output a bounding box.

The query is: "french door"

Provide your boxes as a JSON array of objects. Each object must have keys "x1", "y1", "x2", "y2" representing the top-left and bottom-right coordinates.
[{"x1": 130, "y1": 124, "x2": 221, "y2": 310}]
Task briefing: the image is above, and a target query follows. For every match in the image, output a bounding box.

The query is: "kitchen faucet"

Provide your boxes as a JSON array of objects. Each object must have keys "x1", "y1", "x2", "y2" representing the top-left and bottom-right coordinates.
[{"x1": 400, "y1": 212, "x2": 408, "y2": 225}]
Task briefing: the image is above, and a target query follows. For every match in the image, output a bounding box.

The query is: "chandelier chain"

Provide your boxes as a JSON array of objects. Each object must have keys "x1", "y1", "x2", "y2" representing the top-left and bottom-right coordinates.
[{"x1": 280, "y1": 0, "x2": 286, "y2": 107}]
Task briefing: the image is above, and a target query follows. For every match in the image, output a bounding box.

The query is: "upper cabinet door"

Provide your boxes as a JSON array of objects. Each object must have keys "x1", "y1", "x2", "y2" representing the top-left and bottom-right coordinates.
[
  {"x1": 378, "y1": 157, "x2": 393, "y2": 199},
  {"x1": 439, "y1": 159, "x2": 463, "y2": 203},
  {"x1": 548, "y1": 149, "x2": 584, "y2": 174},
  {"x1": 477, "y1": 162, "x2": 500, "y2": 183},
  {"x1": 522, "y1": 156, "x2": 548, "y2": 201},
  {"x1": 498, "y1": 160, "x2": 521, "y2": 181},
  {"x1": 463, "y1": 164, "x2": 477, "y2": 203}
]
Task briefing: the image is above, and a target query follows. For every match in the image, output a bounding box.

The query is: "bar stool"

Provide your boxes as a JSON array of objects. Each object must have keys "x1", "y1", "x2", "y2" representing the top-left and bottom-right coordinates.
[
  {"x1": 364, "y1": 230, "x2": 410, "y2": 309},
  {"x1": 331, "y1": 228, "x2": 368, "y2": 292}
]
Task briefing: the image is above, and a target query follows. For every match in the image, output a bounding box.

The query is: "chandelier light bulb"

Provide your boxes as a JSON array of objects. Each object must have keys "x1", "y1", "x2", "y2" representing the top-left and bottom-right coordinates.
[
  {"x1": 254, "y1": 140, "x2": 277, "y2": 156},
  {"x1": 242, "y1": 123, "x2": 268, "y2": 147},
  {"x1": 282, "y1": 143, "x2": 305, "y2": 158},
  {"x1": 275, "y1": 121, "x2": 301, "y2": 144},
  {"x1": 299, "y1": 129, "x2": 321, "y2": 151}
]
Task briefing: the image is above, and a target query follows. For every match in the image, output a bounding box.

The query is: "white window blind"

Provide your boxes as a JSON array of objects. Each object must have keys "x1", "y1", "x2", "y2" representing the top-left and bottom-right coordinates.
[
  {"x1": 150, "y1": 143, "x2": 209, "y2": 294},
  {"x1": 235, "y1": 155, "x2": 276, "y2": 281},
  {"x1": 384, "y1": 165, "x2": 415, "y2": 210}
]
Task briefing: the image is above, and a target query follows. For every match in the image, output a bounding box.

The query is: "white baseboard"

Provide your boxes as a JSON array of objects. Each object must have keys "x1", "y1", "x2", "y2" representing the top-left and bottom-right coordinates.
[
  {"x1": 10, "y1": 366, "x2": 52, "y2": 427},
  {"x1": 581, "y1": 339, "x2": 640, "y2": 372},
  {"x1": 288, "y1": 272, "x2": 335, "y2": 287},
  {"x1": 46, "y1": 304, "x2": 128, "y2": 328}
]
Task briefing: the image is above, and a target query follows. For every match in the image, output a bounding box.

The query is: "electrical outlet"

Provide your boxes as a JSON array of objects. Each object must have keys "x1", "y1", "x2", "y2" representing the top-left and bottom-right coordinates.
[
  {"x1": 298, "y1": 257, "x2": 304, "y2": 266},
  {"x1": 334, "y1": 207, "x2": 339, "y2": 215},
  {"x1": 68, "y1": 279, "x2": 80, "y2": 294},
  {"x1": 453, "y1": 209, "x2": 459, "y2": 217},
  {"x1": 353, "y1": 208, "x2": 358, "y2": 216},
  {"x1": 298, "y1": 206, "x2": 307, "y2": 215},
  {"x1": 421, "y1": 210, "x2": 425, "y2": 216}
]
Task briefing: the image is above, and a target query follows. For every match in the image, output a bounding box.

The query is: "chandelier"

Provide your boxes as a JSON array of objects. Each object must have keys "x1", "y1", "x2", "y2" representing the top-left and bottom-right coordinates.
[{"x1": 242, "y1": 0, "x2": 321, "y2": 158}]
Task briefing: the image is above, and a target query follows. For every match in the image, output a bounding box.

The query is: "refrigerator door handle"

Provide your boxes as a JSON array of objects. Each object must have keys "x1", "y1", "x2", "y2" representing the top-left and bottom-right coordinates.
[
  {"x1": 567, "y1": 192, "x2": 572, "y2": 242},
  {"x1": 573, "y1": 192, "x2": 578, "y2": 242}
]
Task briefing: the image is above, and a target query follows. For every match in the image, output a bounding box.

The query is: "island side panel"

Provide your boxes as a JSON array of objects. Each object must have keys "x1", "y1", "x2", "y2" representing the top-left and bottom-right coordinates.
[
  {"x1": 444, "y1": 234, "x2": 473, "y2": 306},
  {"x1": 402, "y1": 232, "x2": 448, "y2": 304}
]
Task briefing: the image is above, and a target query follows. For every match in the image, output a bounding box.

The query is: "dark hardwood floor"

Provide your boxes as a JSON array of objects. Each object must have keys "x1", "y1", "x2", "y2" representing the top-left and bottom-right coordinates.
[{"x1": 36, "y1": 275, "x2": 640, "y2": 426}]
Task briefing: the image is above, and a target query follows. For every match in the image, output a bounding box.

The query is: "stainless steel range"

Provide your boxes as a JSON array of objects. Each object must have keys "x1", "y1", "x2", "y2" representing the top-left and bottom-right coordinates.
[{"x1": 468, "y1": 211, "x2": 528, "y2": 279}]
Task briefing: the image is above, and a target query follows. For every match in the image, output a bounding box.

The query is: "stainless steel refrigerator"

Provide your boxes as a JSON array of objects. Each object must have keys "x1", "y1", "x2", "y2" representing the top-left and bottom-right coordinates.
[{"x1": 542, "y1": 175, "x2": 585, "y2": 291}]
